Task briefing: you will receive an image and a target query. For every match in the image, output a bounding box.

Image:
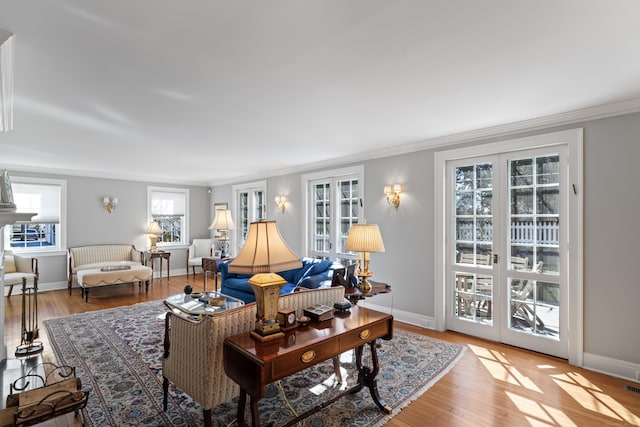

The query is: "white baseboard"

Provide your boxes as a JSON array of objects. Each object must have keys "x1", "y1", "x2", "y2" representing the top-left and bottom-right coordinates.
[
  {"x1": 360, "y1": 301, "x2": 436, "y2": 330},
  {"x1": 583, "y1": 352, "x2": 640, "y2": 384},
  {"x1": 4, "y1": 280, "x2": 68, "y2": 296}
]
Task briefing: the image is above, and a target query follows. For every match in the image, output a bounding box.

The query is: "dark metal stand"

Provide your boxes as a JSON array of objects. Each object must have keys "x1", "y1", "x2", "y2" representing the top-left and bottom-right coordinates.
[{"x1": 15, "y1": 277, "x2": 43, "y2": 357}]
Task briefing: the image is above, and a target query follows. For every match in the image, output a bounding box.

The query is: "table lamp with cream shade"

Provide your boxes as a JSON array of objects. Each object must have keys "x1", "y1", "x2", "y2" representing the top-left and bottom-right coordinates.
[
  {"x1": 344, "y1": 222, "x2": 385, "y2": 292},
  {"x1": 208, "y1": 208, "x2": 236, "y2": 258},
  {"x1": 228, "y1": 219, "x2": 302, "y2": 342},
  {"x1": 145, "y1": 220, "x2": 162, "y2": 251}
]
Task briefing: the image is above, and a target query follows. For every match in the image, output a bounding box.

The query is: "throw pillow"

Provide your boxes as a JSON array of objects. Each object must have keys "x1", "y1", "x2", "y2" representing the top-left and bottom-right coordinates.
[{"x1": 4, "y1": 255, "x2": 16, "y2": 273}]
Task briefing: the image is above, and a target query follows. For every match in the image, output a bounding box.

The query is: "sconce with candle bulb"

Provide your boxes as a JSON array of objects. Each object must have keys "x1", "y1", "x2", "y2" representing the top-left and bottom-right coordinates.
[
  {"x1": 384, "y1": 184, "x2": 402, "y2": 209},
  {"x1": 274, "y1": 195, "x2": 288, "y2": 213},
  {"x1": 103, "y1": 196, "x2": 118, "y2": 213}
]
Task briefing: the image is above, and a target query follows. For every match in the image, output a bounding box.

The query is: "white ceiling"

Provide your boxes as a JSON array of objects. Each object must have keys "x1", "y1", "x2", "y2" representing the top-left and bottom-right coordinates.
[{"x1": 1, "y1": 1, "x2": 640, "y2": 186}]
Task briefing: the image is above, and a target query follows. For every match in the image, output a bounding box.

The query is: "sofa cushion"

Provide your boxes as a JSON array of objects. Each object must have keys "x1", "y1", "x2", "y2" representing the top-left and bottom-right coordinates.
[
  {"x1": 218, "y1": 261, "x2": 251, "y2": 280},
  {"x1": 222, "y1": 277, "x2": 253, "y2": 293},
  {"x1": 297, "y1": 270, "x2": 333, "y2": 289},
  {"x1": 4, "y1": 272, "x2": 37, "y2": 286},
  {"x1": 3, "y1": 256, "x2": 16, "y2": 274}
]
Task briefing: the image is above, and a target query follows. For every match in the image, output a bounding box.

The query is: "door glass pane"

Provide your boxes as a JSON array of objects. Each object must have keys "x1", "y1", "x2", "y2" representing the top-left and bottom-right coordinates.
[
  {"x1": 508, "y1": 154, "x2": 560, "y2": 339},
  {"x1": 312, "y1": 183, "x2": 330, "y2": 254},
  {"x1": 455, "y1": 163, "x2": 493, "y2": 264},
  {"x1": 337, "y1": 178, "x2": 358, "y2": 254},
  {"x1": 509, "y1": 155, "x2": 560, "y2": 273},
  {"x1": 509, "y1": 277, "x2": 559, "y2": 338},
  {"x1": 454, "y1": 272, "x2": 493, "y2": 323},
  {"x1": 454, "y1": 162, "x2": 494, "y2": 324}
]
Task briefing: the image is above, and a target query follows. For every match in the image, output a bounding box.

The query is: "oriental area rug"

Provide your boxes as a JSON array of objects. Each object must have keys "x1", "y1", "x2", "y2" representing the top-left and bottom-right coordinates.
[{"x1": 44, "y1": 301, "x2": 465, "y2": 427}]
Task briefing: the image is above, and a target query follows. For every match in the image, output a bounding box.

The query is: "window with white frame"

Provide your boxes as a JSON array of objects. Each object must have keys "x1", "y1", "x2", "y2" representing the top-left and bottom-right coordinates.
[
  {"x1": 148, "y1": 187, "x2": 189, "y2": 247},
  {"x1": 303, "y1": 166, "x2": 363, "y2": 264},
  {"x1": 5, "y1": 177, "x2": 66, "y2": 253},
  {"x1": 233, "y1": 181, "x2": 266, "y2": 250}
]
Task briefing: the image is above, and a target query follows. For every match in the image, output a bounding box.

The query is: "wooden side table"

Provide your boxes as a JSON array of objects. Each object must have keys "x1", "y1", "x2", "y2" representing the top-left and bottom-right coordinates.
[
  {"x1": 343, "y1": 280, "x2": 391, "y2": 305},
  {"x1": 146, "y1": 251, "x2": 171, "y2": 281}
]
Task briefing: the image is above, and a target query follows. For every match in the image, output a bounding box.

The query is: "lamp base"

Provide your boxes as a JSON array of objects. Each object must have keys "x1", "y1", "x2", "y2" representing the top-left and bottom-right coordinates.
[
  {"x1": 359, "y1": 277, "x2": 373, "y2": 292},
  {"x1": 148, "y1": 235, "x2": 159, "y2": 252},
  {"x1": 247, "y1": 273, "x2": 288, "y2": 342},
  {"x1": 356, "y1": 269, "x2": 374, "y2": 292},
  {"x1": 218, "y1": 239, "x2": 230, "y2": 258}
]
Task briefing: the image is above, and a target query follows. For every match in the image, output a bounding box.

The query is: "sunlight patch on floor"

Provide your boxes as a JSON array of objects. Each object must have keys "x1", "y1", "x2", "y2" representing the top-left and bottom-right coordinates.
[
  {"x1": 468, "y1": 344, "x2": 542, "y2": 392},
  {"x1": 506, "y1": 391, "x2": 578, "y2": 426},
  {"x1": 551, "y1": 374, "x2": 640, "y2": 425}
]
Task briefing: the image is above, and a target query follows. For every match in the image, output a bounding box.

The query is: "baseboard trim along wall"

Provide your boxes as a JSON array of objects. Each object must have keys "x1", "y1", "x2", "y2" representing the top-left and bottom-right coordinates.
[
  {"x1": 583, "y1": 352, "x2": 640, "y2": 384},
  {"x1": 363, "y1": 301, "x2": 436, "y2": 330}
]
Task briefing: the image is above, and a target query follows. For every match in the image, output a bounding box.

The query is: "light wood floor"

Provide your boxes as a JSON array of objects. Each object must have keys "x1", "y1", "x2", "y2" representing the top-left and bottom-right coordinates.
[{"x1": 4, "y1": 274, "x2": 640, "y2": 426}]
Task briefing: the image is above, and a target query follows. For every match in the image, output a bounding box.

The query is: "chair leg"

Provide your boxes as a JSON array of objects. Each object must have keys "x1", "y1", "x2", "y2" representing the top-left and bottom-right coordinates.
[
  {"x1": 332, "y1": 356, "x2": 343, "y2": 383},
  {"x1": 6, "y1": 285, "x2": 13, "y2": 298},
  {"x1": 163, "y1": 377, "x2": 169, "y2": 411},
  {"x1": 203, "y1": 408, "x2": 212, "y2": 427}
]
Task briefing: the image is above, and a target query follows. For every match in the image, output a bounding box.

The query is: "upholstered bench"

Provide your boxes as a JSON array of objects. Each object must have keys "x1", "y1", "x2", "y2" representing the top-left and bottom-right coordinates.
[
  {"x1": 77, "y1": 264, "x2": 152, "y2": 302},
  {"x1": 68, "y1": 244, "x2": 146, "y2": 297}
]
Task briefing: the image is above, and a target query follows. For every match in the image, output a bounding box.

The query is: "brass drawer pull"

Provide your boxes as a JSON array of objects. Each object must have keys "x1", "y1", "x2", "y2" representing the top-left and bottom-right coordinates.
[
  {"x1": 359, "y1": 329, "x2": 371, "y2": 340},
  {"x1": 301, "y1": 350, "x2": 316, "y2": 363}
]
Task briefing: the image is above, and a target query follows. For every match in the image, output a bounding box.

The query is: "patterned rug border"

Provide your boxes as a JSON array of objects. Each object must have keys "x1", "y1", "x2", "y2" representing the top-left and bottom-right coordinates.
[{"x1": 44, "y1": 300, "x2": 466, "y2": 427}]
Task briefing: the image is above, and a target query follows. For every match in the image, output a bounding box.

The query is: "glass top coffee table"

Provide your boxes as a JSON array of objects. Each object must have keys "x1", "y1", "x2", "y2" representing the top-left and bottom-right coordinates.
[{"x1": 164, "y1": 291, "x2": 244, "y2": 318}]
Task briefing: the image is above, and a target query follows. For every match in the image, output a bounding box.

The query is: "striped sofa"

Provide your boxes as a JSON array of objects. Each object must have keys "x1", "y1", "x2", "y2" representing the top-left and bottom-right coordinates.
[{"x1": 67, "y1": 244, "x2": 151, "y2": 299}]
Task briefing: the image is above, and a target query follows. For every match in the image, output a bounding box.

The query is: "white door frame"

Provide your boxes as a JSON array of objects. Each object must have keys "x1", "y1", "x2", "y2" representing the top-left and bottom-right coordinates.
[{"x1": 434, "y1": 128, "x2": 584, "y2": 366}]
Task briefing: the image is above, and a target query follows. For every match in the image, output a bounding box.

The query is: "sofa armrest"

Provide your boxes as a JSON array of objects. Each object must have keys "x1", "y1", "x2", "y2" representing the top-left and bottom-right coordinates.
[
  {"x1": 14, "y1": 254, "x2": 37, "y2": 277},
  {"x1": 132, "y1": 247, "x2": 144, "y2": 264},
  {"x1": 186, "y1": 244, "x2": 195, "y2": 260}
]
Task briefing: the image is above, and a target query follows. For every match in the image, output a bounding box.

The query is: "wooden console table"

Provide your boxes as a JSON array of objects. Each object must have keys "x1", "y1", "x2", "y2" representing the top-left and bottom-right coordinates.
[{"x1": 223, "y1": 306, "x2": 393, "y2": 427}]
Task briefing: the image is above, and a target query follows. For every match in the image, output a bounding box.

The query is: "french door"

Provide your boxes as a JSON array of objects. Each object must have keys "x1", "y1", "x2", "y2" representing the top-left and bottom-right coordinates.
[{"x1": 445, "y1": 146, "x2": 569, "y2": 358}]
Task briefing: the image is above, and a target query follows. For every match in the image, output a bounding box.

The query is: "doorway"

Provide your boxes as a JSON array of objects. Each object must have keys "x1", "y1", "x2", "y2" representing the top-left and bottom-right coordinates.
[{"x1": 434, "y1": 129, "x2": 583, "y2": 363}]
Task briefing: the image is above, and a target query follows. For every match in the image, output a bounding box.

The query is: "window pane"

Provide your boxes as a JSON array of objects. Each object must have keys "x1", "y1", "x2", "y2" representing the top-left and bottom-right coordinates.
[
  {"x1": 153, "y1": 215, "x2": 183, "y2": 243},
  {"x1": 10, "y1": 223, "x2": 56, "y2": 249},
  {"x1": 8, "y1": 179, "x2": 64, "y2": 251}
]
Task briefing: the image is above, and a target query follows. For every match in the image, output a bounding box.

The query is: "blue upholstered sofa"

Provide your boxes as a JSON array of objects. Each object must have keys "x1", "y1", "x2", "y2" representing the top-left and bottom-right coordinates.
[{"x1": 219, "y1": 257, "x2": 336, "y2": 303}]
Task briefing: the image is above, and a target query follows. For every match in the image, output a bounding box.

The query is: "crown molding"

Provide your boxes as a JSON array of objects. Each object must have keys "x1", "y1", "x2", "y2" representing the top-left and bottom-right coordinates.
[
  {"x1": 211, "y1": 97, "x2": 640, "y2": 187},
  {"x1": 0, "y1": 163, "x2": 211, "y2": 187}
]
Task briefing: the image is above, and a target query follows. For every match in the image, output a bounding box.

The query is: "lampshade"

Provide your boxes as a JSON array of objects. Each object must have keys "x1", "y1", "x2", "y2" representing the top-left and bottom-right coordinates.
[
  {"x1": 344, "y1": 223, "x2": 385, "y2": 253},
  {"x1": 229, "y1": 220, "x2": 301, "y2": 274},
  {"x1": 145, "y1": 221, "x2": 162, "y2": 235},
  {"x1": 208, "y1": 209, "x2": 236, "y2": 231}
]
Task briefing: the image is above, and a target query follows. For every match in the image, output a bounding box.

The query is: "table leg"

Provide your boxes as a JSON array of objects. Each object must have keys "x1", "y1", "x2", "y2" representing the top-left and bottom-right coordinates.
[
  {"x1": 237, "y1": 388, "x2": 246, "y2": 427},
  {"x1": 353, "y1": 341, "x2": 392, "y2": 414},
  {"x1": 167, "y1": 256, "x2": 170, "y2": 280},
  {"x1": 249, "y1": 395, "x2": 261, "y2": 427}
]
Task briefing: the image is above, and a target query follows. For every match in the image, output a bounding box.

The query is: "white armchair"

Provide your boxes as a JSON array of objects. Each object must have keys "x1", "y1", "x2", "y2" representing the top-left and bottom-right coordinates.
[
  {"x1": 3, "y1": 250, "x2": 38, "y2": 297},
  {"x1": 186, "y1": 239, "x2": 215, "y2": 276}
]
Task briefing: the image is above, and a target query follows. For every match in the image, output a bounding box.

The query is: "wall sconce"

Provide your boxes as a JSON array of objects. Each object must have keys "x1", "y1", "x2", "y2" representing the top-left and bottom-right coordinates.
[
  {"x1": 384, "y1": 184, "x2": 402, "y2": 209},
  {"x1": 103, "y1": 196, "x2": 118, "y2": 213},
  {"x1": 274, "y1": 195, "x2": 288, "y2": 213}
]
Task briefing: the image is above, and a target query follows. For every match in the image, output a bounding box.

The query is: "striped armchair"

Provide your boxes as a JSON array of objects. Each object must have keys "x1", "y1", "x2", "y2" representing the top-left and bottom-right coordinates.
[{"x1": 162, "y1": 286, "x2": 345, "y2": 427}]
